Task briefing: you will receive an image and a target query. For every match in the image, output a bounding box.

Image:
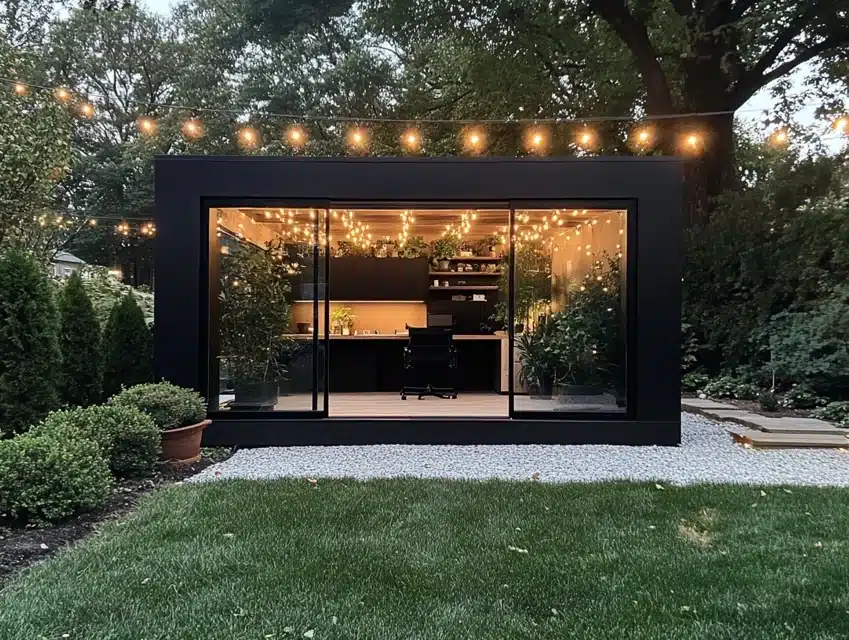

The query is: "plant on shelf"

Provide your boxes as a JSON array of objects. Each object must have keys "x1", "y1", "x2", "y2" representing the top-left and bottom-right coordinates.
[
  {"x1": 331, "y1": 306, "x2": 357, "y2": 335},
  {"x1": 334, "y1": 240, "x2": 371, "y2": 257},
  {"x1": 219, "y1": 239, "x2": 294, "y2": 408},
  {"x1": 475, "y1": 234, "x2": 500, "y2": 257},
  {"x1": 374, "y1": 239, "x2": 396, "y2": 258},
  {"x1": 431, "y1": 233, "x2": 461, "y2": 270},
  {"x1": 398, "y1": 235, "x2": 427, "y2": 258}
]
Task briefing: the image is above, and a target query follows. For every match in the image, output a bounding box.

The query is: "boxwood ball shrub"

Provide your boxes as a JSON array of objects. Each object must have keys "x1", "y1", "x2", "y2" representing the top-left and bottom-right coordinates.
[
  {"x1": 110, "y1": 382, "x2": 206, "y2": 431},
  {"x1": 33, "y1": 405, "x2": 160, "y2": 477},
  {"x1": 0, "y1": 434, "x2": 112, "y2": 524},
  {"x1": 0, "y1": 250, "x2": 61, "y2": 435}
]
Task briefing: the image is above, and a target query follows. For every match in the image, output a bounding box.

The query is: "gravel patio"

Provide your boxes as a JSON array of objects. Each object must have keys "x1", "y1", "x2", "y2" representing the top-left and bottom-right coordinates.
[{"x1": 190, "y1": 413, "x2": 849, "y2": 486}]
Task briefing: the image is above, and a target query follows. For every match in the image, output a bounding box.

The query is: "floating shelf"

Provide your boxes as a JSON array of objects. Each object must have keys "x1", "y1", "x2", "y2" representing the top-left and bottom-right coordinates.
[
  {"x1": 446, "y1": 256, "x2": 502, "y2": 261},
  {"x1": 430, "y1": 285, "x2": 499, "y2": 291},
  {"x1": 429, "y1": 271, "x2": 501, "y2": 276}
]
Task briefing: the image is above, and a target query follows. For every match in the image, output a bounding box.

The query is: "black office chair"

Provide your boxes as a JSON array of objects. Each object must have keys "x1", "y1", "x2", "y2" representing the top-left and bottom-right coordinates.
[{"x1": 400, "y1": 327, "x2": 458, "y2": 400}]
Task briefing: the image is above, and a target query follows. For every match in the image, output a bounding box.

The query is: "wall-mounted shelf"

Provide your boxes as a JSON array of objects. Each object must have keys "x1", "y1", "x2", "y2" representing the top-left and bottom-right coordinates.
[
  {"x1": 430, "y1": 285, "x2": 499, "y2": 291},
  {"x1": 447, "y1": 256, "x2": 502, "y2": 261},
  {"x1": 429, "y1": 271, "x2": 501, "y2": 276}
]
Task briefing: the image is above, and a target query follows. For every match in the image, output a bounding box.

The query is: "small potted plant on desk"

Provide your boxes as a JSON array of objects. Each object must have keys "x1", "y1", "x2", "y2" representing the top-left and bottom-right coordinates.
[
  {"x1": 398, "y1": 236, "x2": 428, "y2": 258},
  {"x1": 431, "y1": 234, "x2": 461, "y2": 271},
  {"x1": 476, "y1": 235, "x2": 500, "y2": 257},
  {"x1": 331, "y1": 306, "x2": 357, "y2": 335},
  {"x1": 110, "y1": 382, "x2": 209, "y2": 464}
]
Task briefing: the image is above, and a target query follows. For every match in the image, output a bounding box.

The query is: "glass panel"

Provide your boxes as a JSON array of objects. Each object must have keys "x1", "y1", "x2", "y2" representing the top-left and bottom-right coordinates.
[
  {"x1": 512, "y1": 207, "x2": 627, "y2": 414},
  {"x1": 209, "y1": 206, "x2": 324, "y2": 413},
  {"x1": 325, "y1": 206, "x2": 509, "y2": 418}
]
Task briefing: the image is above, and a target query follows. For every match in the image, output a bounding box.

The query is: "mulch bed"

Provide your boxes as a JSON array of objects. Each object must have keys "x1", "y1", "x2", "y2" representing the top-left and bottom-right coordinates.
[{"x1": 0, "y1": 453, "x2": 229, "y2": 585}]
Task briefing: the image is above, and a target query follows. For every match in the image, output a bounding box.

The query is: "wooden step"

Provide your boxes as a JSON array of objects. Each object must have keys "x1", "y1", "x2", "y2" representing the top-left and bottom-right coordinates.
[{"x1": 731, "y1": 429, "x2": 849, "y2": 449}]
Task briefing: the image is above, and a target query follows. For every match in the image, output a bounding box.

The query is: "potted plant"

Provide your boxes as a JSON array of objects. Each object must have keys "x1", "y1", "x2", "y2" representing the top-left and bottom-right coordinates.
[
  {"x1": 431, "y1": 234, "x2": 461, "y2": 271},
  {"x1": 398, "y1": 236, "x2": 427, "y2": 258},
  {"x1": 517, "y1": 328, "x2": 556, "y2": 398},
  {"x1": 331, "y1": 306, "x2": 357, "y2": 335},
  {"x1": 219, "y1": 240, "x2": 294, "y2": 409},
  {"x1": 475, "y1": 235, "x2": 499, "y2": 257},
  {"x1": 109, "y1": 382, "x2": 209, "y2": 464}
]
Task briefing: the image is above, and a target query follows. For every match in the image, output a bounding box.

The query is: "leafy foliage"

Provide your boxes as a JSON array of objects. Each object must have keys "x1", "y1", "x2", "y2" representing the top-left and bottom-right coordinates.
[
  {"x1": 109, "y1": 382, "x2": 206, "y2": 431},
  {"x1": 74, "y1": 265, "x2": 154, "y2": 326},
  {"x1": 33, "y1": 404, "x2": 160, "y2": 477},
  {"x1": 58, "y1": 271, "x2": 102, "y2": 407},
  {"x1": 812, "y1": 401, "x2": 849, "y2": 427},
  {"x1": 779, "y1": 384, "x2": 824, "y2": 410},
  {"x1": 682, "y1": 372, "x2": 709, "y2": 393},
  {"x1": 102, "y1": 294, "x2": 153, "y2": 398},
  {"x1": 219, "y1": 241, "x2": 294, "y2": 385},
  {"x1": 0, "y1": 433, "x2": 112, "y2": 524},
  {"x1": 0, "y1": 250, "x2": 61, "y2": 436}
]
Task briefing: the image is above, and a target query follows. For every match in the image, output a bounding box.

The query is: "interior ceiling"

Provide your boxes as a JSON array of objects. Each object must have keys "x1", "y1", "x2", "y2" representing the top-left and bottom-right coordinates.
[{"x1": 235, "y1": 207, "x2": 623, "y2": 241}]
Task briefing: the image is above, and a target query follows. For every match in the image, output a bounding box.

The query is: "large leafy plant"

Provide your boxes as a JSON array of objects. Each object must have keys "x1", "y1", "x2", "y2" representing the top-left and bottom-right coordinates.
[
  {"x1": 219, "y1": 239, "x2": 295, "y2": 385},
  {"x1": 493, "y1": 241, "x2": 552, "y2": 329},
  {"x1": 521, "y1": 253, "x2": 623, "y2": 389}
]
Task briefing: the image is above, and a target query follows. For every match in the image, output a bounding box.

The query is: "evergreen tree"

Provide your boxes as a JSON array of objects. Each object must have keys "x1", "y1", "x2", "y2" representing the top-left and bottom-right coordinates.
[
  {"x1": 0, "y1": 250, "x2": 61, "y2": 435},
  {"x1": 102, "y1": 293, "x2": 153, "y2": 398},
  {"x1": 58, "y1": 271, "x2": 103, "y2": 407}
]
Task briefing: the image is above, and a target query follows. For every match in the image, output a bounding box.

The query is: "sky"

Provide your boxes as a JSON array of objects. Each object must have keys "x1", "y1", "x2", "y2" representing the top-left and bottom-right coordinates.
[{"x1": 139, "y1": 0, "x2": 839, "y2": 147}]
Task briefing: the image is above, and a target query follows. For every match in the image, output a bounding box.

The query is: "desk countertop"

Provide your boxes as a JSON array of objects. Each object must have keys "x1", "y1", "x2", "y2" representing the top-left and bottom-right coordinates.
[{"x1": 284, "y1": 333, "x2": 505, "y2": 341}]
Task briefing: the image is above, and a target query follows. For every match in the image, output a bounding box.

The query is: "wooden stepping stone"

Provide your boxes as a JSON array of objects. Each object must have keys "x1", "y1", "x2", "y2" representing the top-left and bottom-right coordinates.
[
  {"x1": 682, "y1": 398, "x2": 738, "y2": 411},
  {"x1": 733, "y1": 414, "x2": 843, "y2": 435},
  {"x1": 731, "y1": 429, "x2": 849, "y2": 449}
]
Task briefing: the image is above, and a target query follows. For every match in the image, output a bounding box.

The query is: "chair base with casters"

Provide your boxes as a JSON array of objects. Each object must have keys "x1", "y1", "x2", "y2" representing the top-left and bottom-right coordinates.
[{"x1": 400, "y1": 327, "x2": 458, "y2": 401}]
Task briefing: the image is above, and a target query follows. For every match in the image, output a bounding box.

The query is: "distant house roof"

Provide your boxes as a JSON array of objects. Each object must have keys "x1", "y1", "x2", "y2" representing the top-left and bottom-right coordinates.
[{"x1": 53, "y1": 251, "x2": 86, "y2": 265}]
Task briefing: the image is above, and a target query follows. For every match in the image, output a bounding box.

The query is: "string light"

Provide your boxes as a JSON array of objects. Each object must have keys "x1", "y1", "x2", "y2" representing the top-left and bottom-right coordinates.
[
  {"x1": 463, "y1": 128, "x2": 485, "y2": 153},
  {"x1": 137, "y1": 115, "x2": 156, "y2": 135},
  {"x1": 286, "y1": 124, "x2": 307, "y2": 147},
  {"x1": 238, "y1": 126, "x2": 259, "y2": 148},
  {"x1": 525, "y1": 128, "x2": 548, "y2": 154},
  {"x1": 88, "y1": 218, "x2": 97, "y2": 226},
  {"x1": 402, "y1": 129, "x2": 421, "y2": 152},
  {"x1": 576, "y1": 128, "x2": 596, "y2": 151},
  {"x1": 769, "y1": 128, "x2": 789, "y2": 146},
  {"x1": 78, "y1": 102, "x2": 95, "y2": 118},
  {"x1": 13, "y1": 82, "x2": 27, "y2": 96},
  {"x1": 347, "y1": 126, "x2": 369, "y2": 152},
  {"x1": 834, "y1": 117, "x2": 849, "y2": 134},
  {"x1": 54, "y1": 87, "x2": 71, "y2": 102},
  {"x1": 630, "y1": 126, "x2": 654, "y2": 149},
  {"x1": 182, "y1": 119, "x2": 203, "y2": 139},
  {"x1": 681, "y1": 132, "x2": 704, "y2": 154}
]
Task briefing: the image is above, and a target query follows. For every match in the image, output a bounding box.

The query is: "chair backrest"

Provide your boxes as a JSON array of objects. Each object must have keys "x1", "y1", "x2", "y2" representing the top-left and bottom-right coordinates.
[{"x1": 406, "y1": 327, "x2": 454, "y2": 364}]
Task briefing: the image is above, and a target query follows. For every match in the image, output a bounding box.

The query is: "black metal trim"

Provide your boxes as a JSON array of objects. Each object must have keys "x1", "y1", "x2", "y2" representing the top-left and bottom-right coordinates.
[{"x1": 201, "y1": 417, "x2": 681, "y2": 447}]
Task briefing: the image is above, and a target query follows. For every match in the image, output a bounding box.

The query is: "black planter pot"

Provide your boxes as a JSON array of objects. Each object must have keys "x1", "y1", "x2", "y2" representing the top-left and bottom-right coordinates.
[
  {"x1": 529, "y1": 375, "x2": 554, "y2": 399},
  {"x1": 232, "y1": 381, "x2": 278, "y2": 411},
  {"x1": 555, "y1": 384, "x2": 605, "y2": 396}
]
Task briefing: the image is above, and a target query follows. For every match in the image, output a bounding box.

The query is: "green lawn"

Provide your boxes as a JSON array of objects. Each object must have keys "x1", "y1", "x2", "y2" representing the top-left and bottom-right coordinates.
[{"x1": 2, "y1": 479, "x2": 849, "y2": 639}]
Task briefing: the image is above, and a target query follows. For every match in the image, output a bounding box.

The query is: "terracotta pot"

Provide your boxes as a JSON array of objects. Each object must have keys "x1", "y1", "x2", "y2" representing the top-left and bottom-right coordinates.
[{"x1": 160, "y1": 419, "x2": 211, "y2": 464}]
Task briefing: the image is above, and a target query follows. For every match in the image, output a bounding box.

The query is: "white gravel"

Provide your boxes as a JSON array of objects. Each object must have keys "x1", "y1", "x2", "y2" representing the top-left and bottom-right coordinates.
[{"x1": 190, "y1": 413, "x2": 849, "y2": 487}]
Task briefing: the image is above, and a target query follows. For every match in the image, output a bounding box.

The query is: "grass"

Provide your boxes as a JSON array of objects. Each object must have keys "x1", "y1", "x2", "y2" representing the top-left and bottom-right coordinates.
[{"x1": 2, "y1": 479, "x2": 849, "y2": 639}]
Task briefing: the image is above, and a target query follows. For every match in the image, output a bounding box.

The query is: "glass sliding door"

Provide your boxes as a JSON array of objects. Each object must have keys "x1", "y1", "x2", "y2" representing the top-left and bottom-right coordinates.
[
  {"x1": 509, "y1": 205, "x2": 628, "y2": 416},
  {"x1": 208, "y1": 204, "x2": 328, "y2": 417}
]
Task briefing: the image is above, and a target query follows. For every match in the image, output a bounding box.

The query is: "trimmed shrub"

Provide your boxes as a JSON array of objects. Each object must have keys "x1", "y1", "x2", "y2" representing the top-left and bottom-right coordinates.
[
  {"x1": 0, "y1": 433, "x2": 112, "y2": 524},
  {"x1": 33, "y1": 405, "x2": 160, "y2": 477},
  {"x1": 758, "y1": 391, "x2": 779, "y2": 412},
  {"x1": 102, "y1": 294, "x2": 153, "y2": 398},
  {"x1": 0, "y1": 250, "x2": 61, "y2": 435},
  {"x1": 733, "y1": 382, "x2": 759, "y2": 401},
  {"x1": 779, "y1": 384, "x2": 824, "y2": 410},
  {"x1": 702, "y1": 376, "x2": 738, "y2": 399},
  {"x1": 109, "y1": 382, "x2": 206, "y2": 431},
  {"x1": 812, "y1": 401, "x2": 849, "y2": 427},
  {"x1": 58, "y1": 271, "x2": 103, "y2": 407}
]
